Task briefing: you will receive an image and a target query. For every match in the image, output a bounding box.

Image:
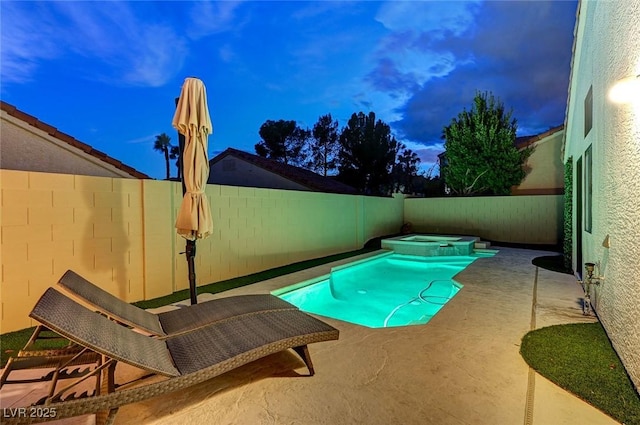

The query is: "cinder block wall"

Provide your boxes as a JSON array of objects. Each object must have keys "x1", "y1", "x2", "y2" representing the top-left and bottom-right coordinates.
[
  {"x1": 404, "y1": 195, "x2": 563, "y2": 245},
  {"x1": 171, "y1": 184, "x2": 395, "y2": 293},
  {"x1": 1, "y1": 171, "x2": 147, "y2": 332},
  {"x1": 1, "y1": 170, "x2": 403, "y2": 332}
]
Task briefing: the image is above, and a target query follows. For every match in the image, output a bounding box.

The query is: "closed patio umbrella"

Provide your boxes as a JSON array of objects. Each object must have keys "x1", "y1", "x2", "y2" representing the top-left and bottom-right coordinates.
[{"x1": 172, "y1": 77, "x2": 213, "y2": 305}]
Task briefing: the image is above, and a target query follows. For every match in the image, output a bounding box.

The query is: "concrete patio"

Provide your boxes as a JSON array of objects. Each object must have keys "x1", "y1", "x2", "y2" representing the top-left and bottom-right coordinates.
[{"x1": 1, "y1": 247, "x2": 620, "y2": 424}]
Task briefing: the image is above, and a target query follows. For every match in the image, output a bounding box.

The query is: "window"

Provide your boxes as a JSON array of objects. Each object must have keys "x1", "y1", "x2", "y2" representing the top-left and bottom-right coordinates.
[
  {"x1": 585, "y1": 144, "x2": 593, "y2": 233},
  {"x1": 584, "y1": 86, "x2": 593, "y2": 137}
]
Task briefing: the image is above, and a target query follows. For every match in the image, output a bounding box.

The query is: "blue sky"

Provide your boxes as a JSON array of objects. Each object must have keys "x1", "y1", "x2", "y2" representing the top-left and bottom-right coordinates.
[{"x1": 1, "y1": 0, "x2": 577, "y2": 179}]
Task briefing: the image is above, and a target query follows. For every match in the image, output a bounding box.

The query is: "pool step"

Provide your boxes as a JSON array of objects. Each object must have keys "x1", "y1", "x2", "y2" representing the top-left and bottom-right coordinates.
[{"x1": 474, "y1": 240, "x2": 491, "y2": 249}]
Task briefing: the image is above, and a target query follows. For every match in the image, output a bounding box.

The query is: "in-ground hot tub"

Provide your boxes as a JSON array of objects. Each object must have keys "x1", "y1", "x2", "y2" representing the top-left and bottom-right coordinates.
[{"x1": 382, "y1": 234, "x2": 477, "y2": 256}]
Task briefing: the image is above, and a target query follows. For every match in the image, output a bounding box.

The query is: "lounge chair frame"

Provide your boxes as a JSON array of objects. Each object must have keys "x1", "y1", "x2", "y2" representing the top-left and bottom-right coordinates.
[
  {"x1": 0, "y1": 325, "x2": 102, "y2": 388},
  {"x1": 57, "y1": 270, "x2": 298, "y2": 337},
  {"x1": 1, "y1": 288, "x2": 338, "y2": 425}
]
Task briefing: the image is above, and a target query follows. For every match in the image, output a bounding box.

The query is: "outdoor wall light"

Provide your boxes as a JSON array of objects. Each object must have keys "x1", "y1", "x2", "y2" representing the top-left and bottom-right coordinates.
[
  {"x1": 581, "y1": 262, "x2": 604, "y2": 316},
  {"x1": 608, "y1": 74, "x2": 640, "y2": 104}
]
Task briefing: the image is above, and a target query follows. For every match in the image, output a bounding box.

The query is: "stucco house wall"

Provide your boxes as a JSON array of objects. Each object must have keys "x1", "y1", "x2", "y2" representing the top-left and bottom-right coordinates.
[
  {"x1": 513, "y1": 127, "x2": 565, "y2": 195},
  {"x1": 563, "y1": 0, "x2": 640, "y2": 392}
]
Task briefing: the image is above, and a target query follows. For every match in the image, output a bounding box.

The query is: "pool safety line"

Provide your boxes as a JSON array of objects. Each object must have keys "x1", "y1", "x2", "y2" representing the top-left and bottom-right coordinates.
[{"x1": 523, "y1": 266, "x2": 539, "y2": 425}]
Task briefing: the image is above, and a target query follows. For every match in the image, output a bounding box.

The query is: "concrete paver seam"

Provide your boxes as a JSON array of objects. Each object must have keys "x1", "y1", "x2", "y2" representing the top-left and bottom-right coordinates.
[{"x1": 523, "y1": 266, "x2": 539, "y2": 425}]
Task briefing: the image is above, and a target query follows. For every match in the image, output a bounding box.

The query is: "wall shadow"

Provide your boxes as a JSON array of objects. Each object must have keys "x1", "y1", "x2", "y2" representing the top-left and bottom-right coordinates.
[{"x1": 81, "y1": 177, "x2": 129, "y2": 299}]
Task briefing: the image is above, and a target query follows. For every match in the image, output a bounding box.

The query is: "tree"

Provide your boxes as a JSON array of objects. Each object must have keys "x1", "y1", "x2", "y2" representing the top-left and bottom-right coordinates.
[
  {"x1": 169, "y1": 145, "x2": 181, "y2": 180},
  {"x1": 392, "y1": 144, "x2": 421, "y2": 194},
  {"x1": 441, "y1": 91, "x2": 533, "y2": 195},
  {"x1": 153, "y1": 133, "x2": 173, "y2": 180},
  {"x1": 254, "y1": 119, "x2": 309, "y2": 166},
  {"x1": 338, "y1": 111, "x2": 399, "y2": 195},
  {"x1": 307, "y1": 114, "x2": 341, "y2": 176}
]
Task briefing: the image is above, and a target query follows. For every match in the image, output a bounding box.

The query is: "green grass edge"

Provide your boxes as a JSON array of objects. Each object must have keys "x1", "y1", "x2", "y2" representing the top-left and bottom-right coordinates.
[
  {"x1": 520, "y1": 322, "x2": 640, "y2": 425},
  {"x1": 528, "y1": 254, "x2": 640, "y2": 424}
]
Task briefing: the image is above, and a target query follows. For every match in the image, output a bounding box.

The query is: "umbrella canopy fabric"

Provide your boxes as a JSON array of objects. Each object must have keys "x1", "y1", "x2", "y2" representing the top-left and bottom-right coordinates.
[{"x1": 172, "y1": 78, "x2": 214, "y2": 241}]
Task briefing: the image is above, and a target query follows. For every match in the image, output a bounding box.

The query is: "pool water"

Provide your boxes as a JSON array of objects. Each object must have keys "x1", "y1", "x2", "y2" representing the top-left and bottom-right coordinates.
[{"x1": 276, "y1": 252, "x2": 480, "y2": 328}]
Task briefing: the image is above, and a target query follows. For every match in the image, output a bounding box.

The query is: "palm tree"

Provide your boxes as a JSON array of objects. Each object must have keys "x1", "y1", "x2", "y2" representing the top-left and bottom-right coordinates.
[
  {"x1": 153, "y1": 133, "x2": 172, "y2": 180},
  {"x1": 170, "y1": 145, "x2": 181, "y2": 181}
]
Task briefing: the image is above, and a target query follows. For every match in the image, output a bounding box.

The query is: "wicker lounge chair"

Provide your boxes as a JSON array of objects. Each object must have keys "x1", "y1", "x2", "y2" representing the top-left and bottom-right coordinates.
[
  {"x1": 1, "y1": 288, "x2": 339, "y2": 425},
  {"x1": 58, "y1": 270, "x2": 298, "y2": 337}
]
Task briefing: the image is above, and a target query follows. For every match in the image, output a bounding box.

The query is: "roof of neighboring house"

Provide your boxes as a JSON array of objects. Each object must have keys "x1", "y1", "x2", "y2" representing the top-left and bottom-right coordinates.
[
  {"x1": 437, "y1": 124, "x2": 565, "y2": 159},
  {"x1": 515, "y1": 124, "x2": 565, "y2": 149},
  {"x1": 0, "y1": 101, "x2": 150, "y2": 179},
  {"x1": 210, "y1": 147, "x2": 359, "y2": 195}
]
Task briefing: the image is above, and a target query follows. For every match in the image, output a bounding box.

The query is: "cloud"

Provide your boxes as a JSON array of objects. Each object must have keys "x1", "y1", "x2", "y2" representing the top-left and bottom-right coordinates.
[
  {"x1": 291, "y1": 1, "x2": 357, "y2": 20},
  {"x1": 0, "y1": 3, "x2": 62, "y2": 84},
  {"x1": 371, "y1": 0, "x2": 481, "y2": 93},
  {"x1": 375, "y1": 1, "x2": 481, "y2": 37},
  {"x1": 282, "y1": 3, "x2": 376, "y2": 84},
  {"x1": 414, "y1": 145, "x2": 444, "y2": 170},
  {"x1": 402, "y1": 140, "x2": 442, "y2": 162},
  {"x1": 54, "y1": 2, "x2": 188, "y2": 87},
  {"x1": 218, "y1": 44, "x2": 237, "y2": 63},
  {"x1": 384, "y1": 0, "x2": 577, "y2": 147},
  {"x1": 366, "y1": 50, "x2": 459, "y2": 96},
  {"x1": 124, "y1": 133, "x2": 158, "y2": 145},
  {"x1": 362, "y1": 1, "x2": 482, "y2": 136},
  {"x1": 1, "y1": 2, "x2": 188, "y2": 87},
  {"x1": 186, "y1": 1, "x2": 246, "y2": 39}
]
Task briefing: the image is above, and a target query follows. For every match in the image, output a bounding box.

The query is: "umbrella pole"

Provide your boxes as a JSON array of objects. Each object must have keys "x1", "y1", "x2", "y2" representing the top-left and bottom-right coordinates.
[
  {"x1": 185, "y1": 240, "x2": 197, "y2": 305},
  {"x1": 175, "y1": 98, "x2": 198, "y2": 305}
]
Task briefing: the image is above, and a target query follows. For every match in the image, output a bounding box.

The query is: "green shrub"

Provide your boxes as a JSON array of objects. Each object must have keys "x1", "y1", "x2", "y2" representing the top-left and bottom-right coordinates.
[{"x1": 563, "y1": 158, "x2": 573, "y2": 270}]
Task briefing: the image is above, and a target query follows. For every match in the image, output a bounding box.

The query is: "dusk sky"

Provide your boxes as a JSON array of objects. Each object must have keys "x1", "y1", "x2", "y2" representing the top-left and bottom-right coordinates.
[{"x1": 1, "y1": 0, "x2": 578, "y2": 180}]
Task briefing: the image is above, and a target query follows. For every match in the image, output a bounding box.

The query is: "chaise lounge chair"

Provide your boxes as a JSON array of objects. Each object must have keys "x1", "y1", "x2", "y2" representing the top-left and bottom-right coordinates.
[
  {"x1": 57, "y1": 270, "x2": 298, "y2": 337},
  {"x1": 0, "y1": 288, "x2": 339, "y2": 425}
]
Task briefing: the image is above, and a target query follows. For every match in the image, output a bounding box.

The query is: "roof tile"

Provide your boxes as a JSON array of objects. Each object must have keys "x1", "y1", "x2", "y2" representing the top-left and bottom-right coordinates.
[
  {"x1": 515, "y1": 124, "x2": 564, "y2": 149},
  {"x1": 211, "y1": 148, "x2": 359, "y2": 195},
  {"x1": 1, "y1": 100, "x2": 150, "y2": 179}
]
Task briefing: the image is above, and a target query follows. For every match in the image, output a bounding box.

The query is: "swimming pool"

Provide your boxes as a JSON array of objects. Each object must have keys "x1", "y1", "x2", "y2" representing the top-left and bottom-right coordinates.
[{"x1": 275, "y1": 252, "x2": 481, "y2": 328}]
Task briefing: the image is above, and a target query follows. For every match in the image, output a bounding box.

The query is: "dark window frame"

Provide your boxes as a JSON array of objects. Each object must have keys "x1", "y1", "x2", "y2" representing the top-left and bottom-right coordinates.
[
  {"x1": 584, "y1": 86, "x2": 593, "y2": 137},
  {"x1": 585, "y1": 144, "x2": 593, "y2": 233}
]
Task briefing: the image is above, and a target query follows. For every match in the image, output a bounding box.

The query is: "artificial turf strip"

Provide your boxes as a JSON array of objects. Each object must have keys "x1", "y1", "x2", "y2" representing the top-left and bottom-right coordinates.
[
  {"x1": 1, "y1": 328, "x2": 72, "y2": 370},
  {"x1": 521, "y1": 322, "x2": 640, "y2": 425},
  {"x1": 132, "y1": 247, "x2": 375, "y2": 309}
]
